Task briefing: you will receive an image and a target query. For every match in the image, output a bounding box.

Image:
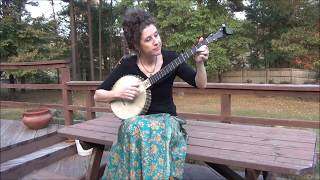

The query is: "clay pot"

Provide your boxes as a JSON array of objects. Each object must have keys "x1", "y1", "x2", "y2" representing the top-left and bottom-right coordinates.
[{"x1": 22, "y1": 108, "x2": 52, "y2": 130}]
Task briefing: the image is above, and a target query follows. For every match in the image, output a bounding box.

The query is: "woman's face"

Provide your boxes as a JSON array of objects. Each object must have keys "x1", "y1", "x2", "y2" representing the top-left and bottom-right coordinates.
[{"x1": 139, "y1": 24, "x2": 162, "y2": 56}]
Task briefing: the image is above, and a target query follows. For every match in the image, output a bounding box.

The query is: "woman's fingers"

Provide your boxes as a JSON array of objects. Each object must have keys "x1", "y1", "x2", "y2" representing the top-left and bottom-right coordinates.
[
  {"x1": 196, "y1": 45, "x2": 207, "y2": 52},
  {"x1": 195, "y1": 45, "x2": 209, "y2": 62},
  {"x1": 121, "y1": 86, "x2": 141, "y2": 100},
  {"x1": 195, "y1": 37, "x2": 209, "y2": 63}
]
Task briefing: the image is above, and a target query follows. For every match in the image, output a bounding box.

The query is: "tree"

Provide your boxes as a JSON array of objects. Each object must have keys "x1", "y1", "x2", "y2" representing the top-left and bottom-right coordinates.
[
  {"x1": 156, "y1": 0, "x2": 247, "y2": 82},
  {"x1": 87, "y1": 0, "x2": 94, "y2": 80},
  {"x1": 271, "y1": 0, "x2": 319, "y2": 70},
  {"x1": 244, "y1": 0, "x2": 319, "y2": 70}
]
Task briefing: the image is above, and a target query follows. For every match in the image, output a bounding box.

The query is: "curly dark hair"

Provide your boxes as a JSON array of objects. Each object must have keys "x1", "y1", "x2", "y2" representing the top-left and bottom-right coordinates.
[{"x1": 122, "y1": 8, "x2": 156, "y2": 52}]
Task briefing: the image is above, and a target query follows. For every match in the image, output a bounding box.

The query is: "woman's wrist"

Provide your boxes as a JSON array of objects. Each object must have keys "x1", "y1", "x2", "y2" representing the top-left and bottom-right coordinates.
[{"x1": 196, "y1": 61, "x2": 205, "y2": 67}]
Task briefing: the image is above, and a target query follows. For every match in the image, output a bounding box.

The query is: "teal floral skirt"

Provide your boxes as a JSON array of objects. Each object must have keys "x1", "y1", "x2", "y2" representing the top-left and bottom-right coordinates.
[{"x1": 103, "y1": 113, "x2": 187, "y2": 180}]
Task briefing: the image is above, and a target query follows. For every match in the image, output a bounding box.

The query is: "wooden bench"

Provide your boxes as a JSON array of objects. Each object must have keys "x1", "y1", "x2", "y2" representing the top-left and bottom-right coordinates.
[{"x1": 58, "y1": 114, "x2": 317, "y2": 180}]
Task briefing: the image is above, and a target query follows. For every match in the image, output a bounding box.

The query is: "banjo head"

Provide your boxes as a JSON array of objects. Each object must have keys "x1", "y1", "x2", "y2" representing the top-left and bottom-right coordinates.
[{"x1": 110, "y1": 75, "x2": 151, "y2": 119}]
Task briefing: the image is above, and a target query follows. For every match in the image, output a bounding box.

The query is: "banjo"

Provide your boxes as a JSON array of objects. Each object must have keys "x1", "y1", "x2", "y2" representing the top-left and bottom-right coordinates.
[{"x1": 111, "y1": 24, "x2": 233, "y2": 119}]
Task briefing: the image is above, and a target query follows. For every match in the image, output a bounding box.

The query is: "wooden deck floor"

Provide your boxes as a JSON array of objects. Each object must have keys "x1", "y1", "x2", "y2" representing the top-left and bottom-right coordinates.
[
  {"x1": 22, "y1": 152, "x2": 94, "y2": 179},
  {"x1": 0, "y1": 119, "x2": 61, "y2": 148}
]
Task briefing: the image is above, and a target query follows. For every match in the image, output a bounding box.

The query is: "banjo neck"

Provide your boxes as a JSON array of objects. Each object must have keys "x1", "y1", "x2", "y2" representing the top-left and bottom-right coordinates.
[{"x1": 142, "y1": 24, "x2": 233, "y2": 89}]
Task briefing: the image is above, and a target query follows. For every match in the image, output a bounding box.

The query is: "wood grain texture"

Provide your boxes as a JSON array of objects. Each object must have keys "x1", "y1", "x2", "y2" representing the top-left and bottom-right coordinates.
[{"x1": 58, "y1": 115, "x2": 317, "y2": 176}]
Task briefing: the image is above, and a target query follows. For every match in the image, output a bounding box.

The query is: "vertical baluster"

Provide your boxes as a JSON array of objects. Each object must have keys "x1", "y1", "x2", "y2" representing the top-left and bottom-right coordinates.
[
  {"x1": 86, "y1": 90, "x2": 96, "y2": 120},
  {"x1": 221, "y1": 94, "x2": 231, "y2": 123},
  {"x1": 60, "y1": 67, "x2": 73, "y2": 125}
]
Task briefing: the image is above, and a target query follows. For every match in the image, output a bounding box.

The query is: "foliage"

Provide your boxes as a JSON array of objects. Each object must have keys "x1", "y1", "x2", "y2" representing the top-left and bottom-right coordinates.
[
  {"x1": 0, "y1": 0, "x2": 69, "y2": 62},
  {"x1": 244, "y1": 0, "x2": 319, "y2": 70},
  {"x1": 155, "y1": 0, "x2": 249, "y2": 81},
  {"x1": 1, "y1": 0, "x2": 318, "y2": 81},
  {"x1": 2, "y1": 69, "x2": 58, "y2": 84}
]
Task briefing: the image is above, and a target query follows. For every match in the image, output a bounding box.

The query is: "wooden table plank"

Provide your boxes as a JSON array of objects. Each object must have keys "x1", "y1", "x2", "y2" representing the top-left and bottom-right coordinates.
[
  {"x1": 61, "y1": 121, "x2": 315, "y2": 161},
  {"x1": 85, "y1": 116, "x2": 316, "y2": 140},
  {"x1": 76, "y1": 118, "x2": 316, "y2": 153},
  {"x1": 70, "y1": 123, "x2": 119, "y2": 134},
  {"x1": 91, "y1": 116, "x2": 316, "y2": 138},
  {"x1": 58, "y1": 127, "x2": 117, "y2": 146},
  {"x1": 187, "y1": 145, "x2": 313, "y2": 175},
  {"x1": 186, "y1": 119, "x2": 316, "y2": 137},
  {"x1": 188, "y1": 130, "x2": 314, "y2": 149},
  {"x1": 187, "y1": 137, "x2": 315, "y2": 163},
  {"x1": 185, "y1": 125, "x2": 315, "y2": 143},
  {"x1": 57, "y1": 116, "x2": 317, "y2": 177}
]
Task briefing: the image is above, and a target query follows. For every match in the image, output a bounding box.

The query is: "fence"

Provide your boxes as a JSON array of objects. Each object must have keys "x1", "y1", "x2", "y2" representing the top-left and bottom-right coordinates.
[
  {"x1": 0, "y1": 60, "x2": 73, "y2": 125},
  {"x1": 222, "y1": 68, "x2": 318, "y2": 84}
]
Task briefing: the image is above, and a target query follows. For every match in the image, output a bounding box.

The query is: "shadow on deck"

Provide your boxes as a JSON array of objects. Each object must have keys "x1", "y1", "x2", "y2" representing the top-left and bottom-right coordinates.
[{"x1": 0, "y1": 119, "x2": 227, "y2": 180}]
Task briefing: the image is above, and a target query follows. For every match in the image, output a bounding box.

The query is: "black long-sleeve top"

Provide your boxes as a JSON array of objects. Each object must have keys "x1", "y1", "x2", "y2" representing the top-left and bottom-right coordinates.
[{"x1": 97, "y1": 49, "x2": 197, "y2": 116}]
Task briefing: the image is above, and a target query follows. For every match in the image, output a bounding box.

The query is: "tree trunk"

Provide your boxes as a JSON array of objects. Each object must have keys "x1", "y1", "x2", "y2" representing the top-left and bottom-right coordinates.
[
  {"x1": 108, "y1": 0, "x2": 113, "y2": 71},
  {"x1": 98, "y1": 0, "x2": 102, "y2": 80},
  {"x1": 50, "y1": 0, "x2": 58, "y2": 34},
  {"x1": 87, "y1": 0, "x2": 94, "y2": 80},
  {"x1": 218, "y1": 71, "x2": 223, "y2": 83},
  {"x1": 70, "y1": 0, "x2": 78, "y2": 80}
]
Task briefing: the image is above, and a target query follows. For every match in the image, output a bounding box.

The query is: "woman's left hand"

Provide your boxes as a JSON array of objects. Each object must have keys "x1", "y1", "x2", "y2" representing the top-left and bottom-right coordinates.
[{"x1": 194, "y1": 37, "x2": 209, "y2": 64}]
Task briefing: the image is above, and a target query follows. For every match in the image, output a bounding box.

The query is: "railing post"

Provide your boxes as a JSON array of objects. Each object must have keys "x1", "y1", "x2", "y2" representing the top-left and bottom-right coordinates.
[
  {"x1": 221, "y1": 94, "x2": 231, "y2": 123},
  {"x1": 86, "y1": 90, "x2": 96, "y2": 120},
  {"x1": 60, "y1": 67, "x2": 73, "y2": 125}
]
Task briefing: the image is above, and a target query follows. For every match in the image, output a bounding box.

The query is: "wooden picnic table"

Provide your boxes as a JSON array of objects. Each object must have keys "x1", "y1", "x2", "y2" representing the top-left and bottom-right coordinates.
[{"x1": 57, "y1": 113, "x2": 317, "y2": 180}]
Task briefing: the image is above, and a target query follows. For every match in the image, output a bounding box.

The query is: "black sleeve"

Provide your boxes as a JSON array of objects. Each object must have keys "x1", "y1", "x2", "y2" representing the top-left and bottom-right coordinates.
[
  {"x1": 166, "y1": 50, "x2": 197, "y2": 87},
  {"x1": 176, "y1": 62, "x2": 197, "y2": 87},
  {"x1": 97, "y1": 63, "x2": 126, "y2": 90}
]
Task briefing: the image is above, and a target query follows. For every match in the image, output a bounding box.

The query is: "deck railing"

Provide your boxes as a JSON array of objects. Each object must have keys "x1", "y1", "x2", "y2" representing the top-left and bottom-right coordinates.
[
  {"x1": 1, "y1": 61, "x2": 319, "y2": 129},
  {"x1": 0, "y1": 61, "x2": 72, "y2": 125},
  {"x1": 66, "y1": 81, "x2": 320, "y2": 129}
]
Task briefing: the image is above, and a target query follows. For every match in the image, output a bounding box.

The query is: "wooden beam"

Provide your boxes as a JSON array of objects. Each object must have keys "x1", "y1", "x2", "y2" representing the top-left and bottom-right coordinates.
[
  {"x1": 174, "y1": 82, "x2": 320, "y2": 92},
  {"x1": 85, "y1": 144, "x2": 104, "y2": 180},
  {"x1": 0, "y1": 101, "x2": 63, "y2": 109},
  {"x1": 0, "y1": 60, "x2": 69, "y2": 70},
  {"x1": 1, "y1": 84, "x2": 63, "y2": 90},
  {"x1": 178, "y1": 112, "x2": 320, "y2": 129},
  {"x1": 205, "y1": 163, "x2": 244, "y2": 180}
]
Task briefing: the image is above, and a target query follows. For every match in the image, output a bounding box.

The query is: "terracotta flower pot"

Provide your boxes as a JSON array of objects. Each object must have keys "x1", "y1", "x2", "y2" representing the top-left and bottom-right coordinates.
[{"x1": 22, "y1": 108, "x2": 52, "y2": 130}]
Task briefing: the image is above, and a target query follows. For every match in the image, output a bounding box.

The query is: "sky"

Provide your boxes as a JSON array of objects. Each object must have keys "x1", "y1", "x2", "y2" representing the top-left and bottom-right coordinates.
[{"x1": 25, "y1": 0, "x2": 68, "y2": 19}]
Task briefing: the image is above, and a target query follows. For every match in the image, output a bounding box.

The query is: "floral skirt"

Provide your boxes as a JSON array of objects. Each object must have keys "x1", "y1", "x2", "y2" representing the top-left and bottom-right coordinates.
[{"x1": 103, "y1": 113, "x2": 188, "y2": 180}]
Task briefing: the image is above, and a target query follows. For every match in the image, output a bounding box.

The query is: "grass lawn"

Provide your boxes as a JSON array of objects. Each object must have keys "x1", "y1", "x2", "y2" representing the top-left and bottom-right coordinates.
[{"x1": 174, "y1": 93, "x2": 319, "y2": 121}]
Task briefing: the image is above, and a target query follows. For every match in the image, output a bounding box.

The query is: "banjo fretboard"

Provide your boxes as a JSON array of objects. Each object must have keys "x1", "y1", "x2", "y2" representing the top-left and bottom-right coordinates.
[{"x1": 145, "y1": 25, "x2": 232, "y2": 88}]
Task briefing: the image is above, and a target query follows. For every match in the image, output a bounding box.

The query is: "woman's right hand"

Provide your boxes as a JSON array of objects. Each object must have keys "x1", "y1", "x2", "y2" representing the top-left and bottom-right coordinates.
[{"x1": 114, "y1": 85, "x2": 140, "y2": 101}]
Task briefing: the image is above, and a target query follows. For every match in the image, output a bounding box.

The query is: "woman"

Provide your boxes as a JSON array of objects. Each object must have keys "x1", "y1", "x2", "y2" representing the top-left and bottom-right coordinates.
[{"x1": 94, "y1": 8, "x2": 209, "y2": 180}]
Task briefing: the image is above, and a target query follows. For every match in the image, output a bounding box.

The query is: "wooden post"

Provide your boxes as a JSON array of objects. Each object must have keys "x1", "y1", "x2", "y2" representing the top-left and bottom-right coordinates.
[
  {"x1": 60, "y1": 67, "x2": 73, "y2": 125},
  {"x1": 221, "y1": 94, "x2": 231, "y2": 123},
  {"x1": 86, "y1": 90, "x2": 96, "y2": 120},
  {"x1": 85, "y1": 145, "x2": 104, "y2": 180},
  {"x1": 290, "y1": 68, "x2": 293, "y2": 84}
]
